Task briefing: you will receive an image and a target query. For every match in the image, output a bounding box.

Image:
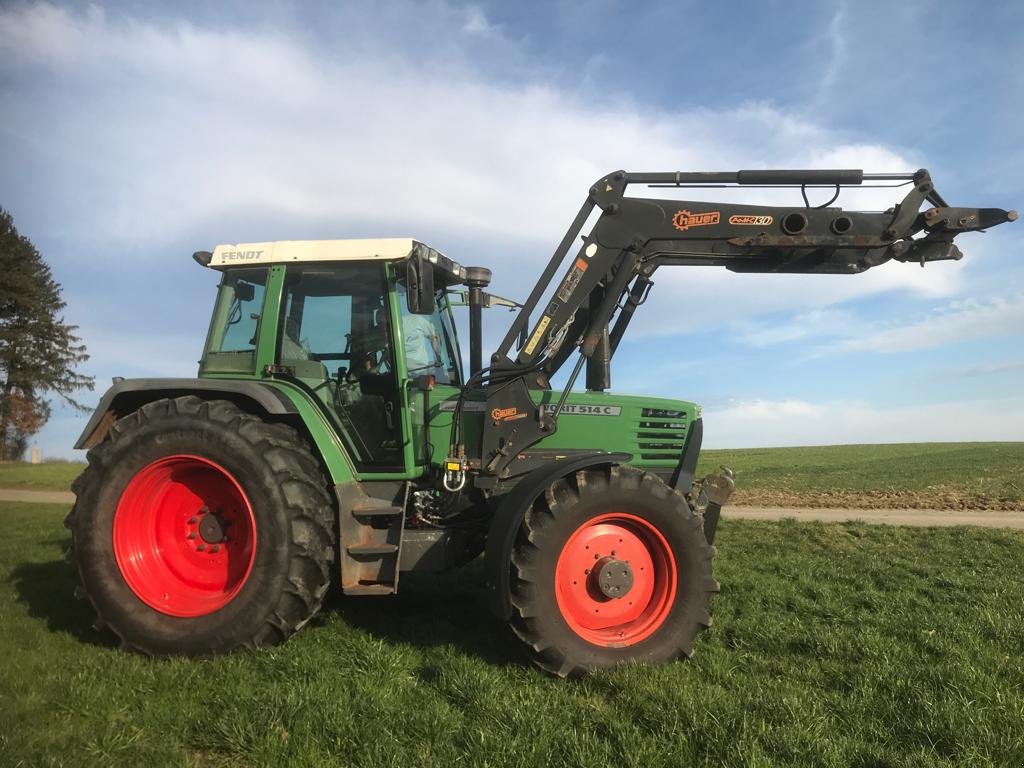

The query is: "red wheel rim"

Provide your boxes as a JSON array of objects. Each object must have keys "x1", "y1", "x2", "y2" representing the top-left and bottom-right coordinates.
[
  {"x1": 554, "y1": 512, "x2": 677, "y2": 647},
  {"x1": 113, "y1": 455, "x2": 256, "y2": 617}
]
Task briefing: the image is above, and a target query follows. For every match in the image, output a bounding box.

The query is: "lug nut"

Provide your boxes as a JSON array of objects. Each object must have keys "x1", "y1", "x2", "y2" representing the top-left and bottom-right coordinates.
[
  {"x1": 188, "y1": 517, "x2": 199, "y2": 524},
  {"x1": 210, "y1": 545, "x2": 221, "y2": 553},
  {"x1": 187, "y1": 532, "x2": 197, "y2": 540},
  {"x1": 196, "y1": 543, "x2": 206, "y2": 552}
]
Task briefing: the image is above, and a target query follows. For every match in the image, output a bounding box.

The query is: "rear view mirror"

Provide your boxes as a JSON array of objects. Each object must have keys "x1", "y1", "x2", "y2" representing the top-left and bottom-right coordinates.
[
  {"x1": 232, "y1": 280, "x2": 255, "y2": 302},
  {"x1": 406, "y1": 254, "x2": 435, "y2": 315}
]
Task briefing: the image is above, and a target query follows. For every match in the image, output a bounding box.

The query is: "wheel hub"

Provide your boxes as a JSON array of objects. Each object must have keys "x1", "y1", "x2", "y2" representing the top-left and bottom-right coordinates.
[
  {"x1": 554, "y1": 513, "x2": 677, "y2": 647},
  {"x1": 197, "y1": 508, "x2": 229, "y2": 544},
  {"x1": 594, "y1": 557, "x2": 633, "y2": 598}
]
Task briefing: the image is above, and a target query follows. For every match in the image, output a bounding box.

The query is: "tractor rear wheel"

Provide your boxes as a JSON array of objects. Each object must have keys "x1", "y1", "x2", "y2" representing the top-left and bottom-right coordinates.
[
  {"x1": 65, "y1": 396, "x2": 334, "y2": 655},
  {"x1": 509, "y1": 464, "x2": 717, "y2": 676}
]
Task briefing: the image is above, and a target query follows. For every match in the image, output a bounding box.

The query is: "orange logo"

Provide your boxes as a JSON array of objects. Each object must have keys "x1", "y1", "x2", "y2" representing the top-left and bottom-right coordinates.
[
  {"x1": 729, "y1": 214, "x2": 774, "y2": 226},
  {"x1": 672, "y1": 210, "x2": 720, "y2": 231},
  {"x1": 491, "y1": 406, "x2": 519, "y2": 421}
]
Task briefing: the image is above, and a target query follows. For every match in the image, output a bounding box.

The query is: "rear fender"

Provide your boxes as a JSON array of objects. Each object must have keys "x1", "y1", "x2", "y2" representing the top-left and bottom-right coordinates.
[
  {"x1": 484, "y1": 451, "x2": 631, "y2": 621},
  {"x1": 75, "y1": 378, "x2": 298, "y2": 449},
  {"x1": 74, "y1": 378, "x2": 358, "y2": 486}
]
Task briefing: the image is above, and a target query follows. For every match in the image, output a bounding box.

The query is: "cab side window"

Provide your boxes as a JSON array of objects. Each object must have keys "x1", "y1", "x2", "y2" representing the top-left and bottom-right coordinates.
[{"x1": 396, "y1": 282, "x2": 462, "y2": 385}]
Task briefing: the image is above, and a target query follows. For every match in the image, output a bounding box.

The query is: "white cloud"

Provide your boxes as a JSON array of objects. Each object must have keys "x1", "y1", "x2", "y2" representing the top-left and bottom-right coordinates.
[
  {"x1": 622, "y1": 251, "x2": 966, "y2": 342},
  {"x1": 704, "y1": 395, "x2": 1024, "y2": 448},
  {"x1": 2, "y1": 5, "x2": 941, "y2": 264},
  {"x1": 953, "y1": 358, "x2": 1024, "y2": 378},
  {"x1": 78, "y1": 327, "x2": 202, "y2": 379},
  {"x1": 722, "y1": 289, "x2": 1023, "y2": 354},
  {"x1": 833, "y1": 294, "x2": 1024, "y2": 353},
  {"x1": 813, "y1": 2, "x2": 849, "y2": 105},
  {"x1": 736, "y1": 307, "x2": 859, "y2": 348},
  {"x1": 461, "y1": 5, "x2": 494, "y2": 35},
  {"x1": 1, "y1": 1, "x2": 973, "y2": 357}
]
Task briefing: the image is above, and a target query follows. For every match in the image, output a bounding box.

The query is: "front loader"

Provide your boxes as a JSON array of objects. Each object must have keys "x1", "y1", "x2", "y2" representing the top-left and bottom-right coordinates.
[{"x1": 66, "y1": 168, "x2": 1014, "y2": 675}]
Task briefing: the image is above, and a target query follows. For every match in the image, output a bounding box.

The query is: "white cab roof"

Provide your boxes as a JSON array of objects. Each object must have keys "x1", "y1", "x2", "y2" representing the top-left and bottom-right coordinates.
[{"x1": 209, "y1": 238, "x2": 432, "y2": 268}]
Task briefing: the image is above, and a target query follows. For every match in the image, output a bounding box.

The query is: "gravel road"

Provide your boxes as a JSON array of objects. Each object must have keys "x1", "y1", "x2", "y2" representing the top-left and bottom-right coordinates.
[{"x1": 2, "y1": 489, "x2": 1021, "y2": 529}]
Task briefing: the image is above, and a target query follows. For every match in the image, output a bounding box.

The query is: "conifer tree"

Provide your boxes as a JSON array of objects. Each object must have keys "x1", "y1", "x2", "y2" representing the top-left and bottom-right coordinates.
[{"x1": 0, "y1": 208, "x2": 93, "y2": 460}]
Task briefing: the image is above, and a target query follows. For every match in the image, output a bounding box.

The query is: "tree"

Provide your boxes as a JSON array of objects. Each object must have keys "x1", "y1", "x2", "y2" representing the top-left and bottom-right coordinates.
[
  {"x1": 0, "y1": 208, "x2": 94, "y2": 460},
  {"x1": 1, "y1": 390, "x2": 48, "y2": 461}
]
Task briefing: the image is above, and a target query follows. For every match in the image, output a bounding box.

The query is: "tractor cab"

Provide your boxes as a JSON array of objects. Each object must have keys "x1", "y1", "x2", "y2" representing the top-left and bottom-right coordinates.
[{"x1": 198, "y1": 239, "x2": 466, "y2": 473}]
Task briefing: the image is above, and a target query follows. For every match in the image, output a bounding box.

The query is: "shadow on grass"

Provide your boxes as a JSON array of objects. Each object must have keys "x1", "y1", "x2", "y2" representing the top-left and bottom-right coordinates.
[
  {"x1": 327, "y1": 561, "x2": 527, "y2": 668},
  {"x1": 11, "y1": 551, "x2": 523, "y2": 667},
  {"x1": 10, "y1": 558, "x2": 115, "y2": 648}
]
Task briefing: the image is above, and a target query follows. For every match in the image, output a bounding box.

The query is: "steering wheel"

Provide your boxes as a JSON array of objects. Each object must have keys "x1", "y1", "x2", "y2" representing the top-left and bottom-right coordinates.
[{"x1": 345, "y1": 327, "x2": 391, "y2": 381}]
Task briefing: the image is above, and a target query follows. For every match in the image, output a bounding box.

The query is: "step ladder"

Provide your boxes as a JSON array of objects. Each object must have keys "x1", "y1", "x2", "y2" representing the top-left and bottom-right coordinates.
[{"x1": 338, "y1": 484, "x2": 408, "y2": 595}]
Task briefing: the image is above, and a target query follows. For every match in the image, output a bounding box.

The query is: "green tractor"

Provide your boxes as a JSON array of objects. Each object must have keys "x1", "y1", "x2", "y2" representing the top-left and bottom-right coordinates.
[{"x1": 66, "y1": 169, "x2": 1014, "y2": 675}]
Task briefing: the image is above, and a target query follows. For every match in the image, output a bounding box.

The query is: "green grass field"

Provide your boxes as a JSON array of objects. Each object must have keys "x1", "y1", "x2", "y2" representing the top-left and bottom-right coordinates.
[
  {"x1": 3, "y1": 503, "x2": 1022, "y2": 767},
  {"x1": 0, "y1": 461, "x2": 84, "y2": 491},
  {"x1": 698, "y1": 442, "x2": 1024, "y2": 510}
]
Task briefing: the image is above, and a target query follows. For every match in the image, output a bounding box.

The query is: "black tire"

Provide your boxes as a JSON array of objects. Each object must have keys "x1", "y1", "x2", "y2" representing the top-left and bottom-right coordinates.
[
  {"x1": 64, "y1": 396, "x2": 334, "y2": 655},
  {"x1": 509, "y1": 464, "x2": 718, "y2": 677}
]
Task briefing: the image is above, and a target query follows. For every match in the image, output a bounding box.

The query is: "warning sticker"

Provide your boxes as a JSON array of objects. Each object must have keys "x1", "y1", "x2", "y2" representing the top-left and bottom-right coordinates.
[
  {"x1": 556, "y1": 258, "x2": 589, "y2": 303},
  {"x1": 523, "y1": 315, "x2": 552, "y2": 355}
]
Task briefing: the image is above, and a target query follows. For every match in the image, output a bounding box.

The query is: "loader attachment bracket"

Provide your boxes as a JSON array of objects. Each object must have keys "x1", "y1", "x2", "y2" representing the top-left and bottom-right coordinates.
[{"x1": 691, "y1": 467, "x2": 735, "y2": 546}]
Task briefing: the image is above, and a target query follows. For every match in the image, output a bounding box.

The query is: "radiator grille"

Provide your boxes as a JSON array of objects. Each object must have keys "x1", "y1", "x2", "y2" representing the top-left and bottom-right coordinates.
[{"x1": 636, "y1": 408, "x2": 688, "y2": 460}]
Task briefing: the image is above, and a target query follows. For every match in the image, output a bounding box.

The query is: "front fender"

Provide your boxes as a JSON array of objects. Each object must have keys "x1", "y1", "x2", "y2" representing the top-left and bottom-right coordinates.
[{"x1": 483, "y1": 451, "x2": 632, "y2": 621}]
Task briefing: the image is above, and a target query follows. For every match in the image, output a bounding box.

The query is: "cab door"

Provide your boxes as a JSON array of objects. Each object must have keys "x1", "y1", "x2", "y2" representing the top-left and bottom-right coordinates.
[
  {"x1": 278, "y1": 262, "x2": 406, "y2": 473},
  {"x1": 393, "y1": 277, "x2": 464, "y2": 468}
]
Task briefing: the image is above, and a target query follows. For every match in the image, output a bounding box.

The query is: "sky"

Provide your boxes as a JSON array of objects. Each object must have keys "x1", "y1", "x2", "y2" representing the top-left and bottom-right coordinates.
[{"x1": 0, "y1": 0, "x2": 1022, "y2": 457}]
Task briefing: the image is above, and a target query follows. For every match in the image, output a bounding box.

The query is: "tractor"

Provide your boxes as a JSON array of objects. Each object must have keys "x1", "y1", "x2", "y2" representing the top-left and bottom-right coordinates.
[{"x1": 66, "y1": 169, "x2": 1014, "y2": 675}]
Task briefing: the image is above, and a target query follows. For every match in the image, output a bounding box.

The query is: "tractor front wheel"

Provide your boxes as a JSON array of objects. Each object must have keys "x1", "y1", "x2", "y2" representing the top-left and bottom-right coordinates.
[
  {"x1": 509, "y1": 464, "x2": 718, "y2": 676},
  {"x1": 65, "y1": 397, "x2": 334, "y2": 655}
]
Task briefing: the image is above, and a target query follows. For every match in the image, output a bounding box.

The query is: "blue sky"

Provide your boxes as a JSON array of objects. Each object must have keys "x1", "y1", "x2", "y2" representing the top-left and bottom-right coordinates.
[{"x1": 1, "y1": 0, "x2": 1021, "y2": 457}]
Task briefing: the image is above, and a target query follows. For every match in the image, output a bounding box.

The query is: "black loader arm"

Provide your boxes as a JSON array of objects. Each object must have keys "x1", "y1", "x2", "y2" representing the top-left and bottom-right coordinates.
[
  {"x1": 451, "y1": 168, "x2": 1015, "y2": 481},
  {"x1": 496, "y1": 168, "x2": 1016, "y2": 371}
]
